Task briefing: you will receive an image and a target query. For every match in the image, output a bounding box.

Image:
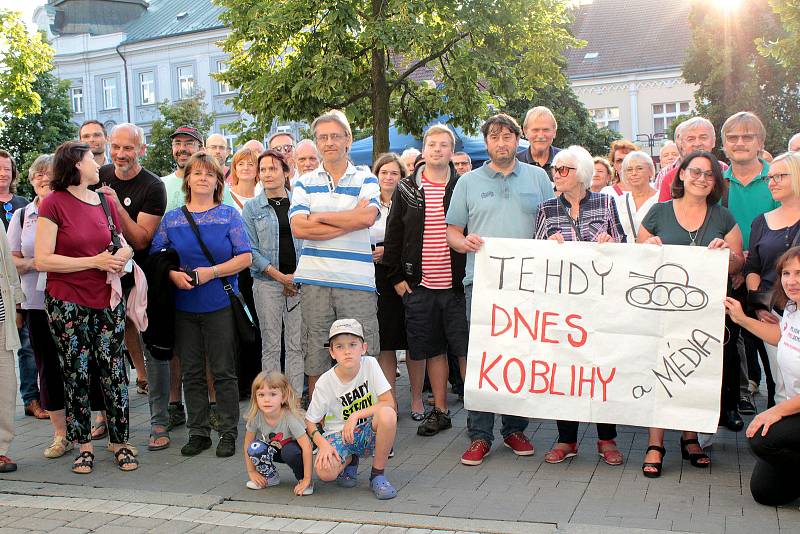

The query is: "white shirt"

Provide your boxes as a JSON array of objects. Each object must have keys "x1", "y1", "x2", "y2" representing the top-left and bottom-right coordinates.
[
  {"x1": 369, "y1": 202, "x2": 390, "y2": 246},
  {"x1": 305, "y1": 356, "x2": 391, "y2": 435},
  {"x1": 776, "y1": 304, "x2": 800, "y2": 403},
  {"x1": 613, "y1": 191, "x2": 659, "y2": 242}
]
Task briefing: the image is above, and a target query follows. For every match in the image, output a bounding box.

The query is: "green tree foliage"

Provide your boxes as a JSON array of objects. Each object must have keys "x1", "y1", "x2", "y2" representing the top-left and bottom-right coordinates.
[
  {"x1": 0, "y1": 72, "x2": 76, "y2": 198},
  {"x1": 504, "y1": 84, "x2": 620, "y2": 157},
  {"x1": 216, "y1": 0, "x2": 579, "y2": 160},
  {"x1": 142, "y1": 95, "x2": 215, "y2": 176},
  {"x1": 0, "y1": 10, "x2": 54, "y2": 125},
  {"x1": 683, "y1": 0, "x2": 800, "y2": 157},
  {"x1": 758, "y1": 0, "x2": 800, "y2": 74}
]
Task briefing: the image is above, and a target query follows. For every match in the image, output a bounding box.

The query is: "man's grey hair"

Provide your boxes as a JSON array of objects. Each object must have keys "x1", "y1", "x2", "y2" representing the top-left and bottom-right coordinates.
[
  {"x1": 296, "y1": 138, "x2": 320, "y2": 157},
  {"x1": 110, "y1": 122, "x2": 145, "y2": 146},
  {"x1": 676, "y1": 117, "x2": 715, "y2": 141},
  {"x1": 311, "y1": 109, "x2": 352, "y2": 139},
  {"x1": 788, "y1": 132, "x2": 800, "y2": 152},
  {"x1": 401, "y1": 148, "x2": 421, "y2": 160}
]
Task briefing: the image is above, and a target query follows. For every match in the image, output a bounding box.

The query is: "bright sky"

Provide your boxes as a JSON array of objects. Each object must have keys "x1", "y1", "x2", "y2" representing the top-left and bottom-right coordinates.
[{"x1": 0, "y1": 0, "x2": 46, "y2": 31}]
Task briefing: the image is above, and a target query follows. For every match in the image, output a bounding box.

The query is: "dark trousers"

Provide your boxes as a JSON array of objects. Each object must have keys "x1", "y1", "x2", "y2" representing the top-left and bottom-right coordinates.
[
  {"x1": 743, "y1": 330, "x2": 775, "y2": 405},
  {"x1": 25, "y1": 309, "x2": 64, "y2": 411},
  {"x1": 248, "y1": 439, "x2": 304, "y2": 480},
  {"x1": 749, "y1": 413, "x2": 800, "y2": 505},
  {"x1": 175, "y1": 306, "x2": 239, "y2": 439},
  {"x1": 722, "y1": 316, "x2": 742, "y2": 411},
  {"x1": 557, "y1": 421, "x2": 617, "y2": 444},
  {"x1": 45, "y1": 295, "x2": 128, "y2": 444}
]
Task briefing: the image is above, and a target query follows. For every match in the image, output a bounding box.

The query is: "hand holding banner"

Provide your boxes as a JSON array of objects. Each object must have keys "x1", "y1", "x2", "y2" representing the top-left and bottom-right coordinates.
[{"x1": 464, "y1": 237, "x2": 729, "y2": 433}]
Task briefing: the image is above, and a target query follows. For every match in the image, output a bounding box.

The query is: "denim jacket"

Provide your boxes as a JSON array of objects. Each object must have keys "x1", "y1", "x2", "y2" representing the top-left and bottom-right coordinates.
[{"x1": 241, "y1": 189, "x2": 303, "y2": 283}]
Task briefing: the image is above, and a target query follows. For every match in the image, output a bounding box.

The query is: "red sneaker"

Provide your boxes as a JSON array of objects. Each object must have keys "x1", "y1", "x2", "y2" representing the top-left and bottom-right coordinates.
[
  {"x1": 503, "y1": 432, "x2": 535, "y2": 456},
  {"x1": 461, "y1": 439, "x2": 491, "y2": 465}
]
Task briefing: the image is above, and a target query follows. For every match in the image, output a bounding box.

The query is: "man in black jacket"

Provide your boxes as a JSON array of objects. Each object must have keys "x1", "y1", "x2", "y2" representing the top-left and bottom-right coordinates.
[{"x1": 383, "y1": 124, "x2": 468, "y2": 437}]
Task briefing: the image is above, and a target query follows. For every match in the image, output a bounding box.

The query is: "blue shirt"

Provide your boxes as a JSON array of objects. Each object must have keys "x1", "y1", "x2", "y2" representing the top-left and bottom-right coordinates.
[
  {"x1": 150, "y1": 204, "x2": 252, "y2": 313},
  {"x1": 445, "y1": 160, "x2": 555, "y2": 286},
  {"x1": 289, "y1": 162, "x2": 381, "y2": 291}
]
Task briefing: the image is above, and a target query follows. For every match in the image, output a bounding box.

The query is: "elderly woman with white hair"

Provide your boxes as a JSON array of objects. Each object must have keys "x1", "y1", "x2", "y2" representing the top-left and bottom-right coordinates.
[
  {"x1": 534, "y1": 145, "x2": 626, "y2": 465},
  {"x1": 613, "y1": 151, "x2": 659, "y2": 242}
]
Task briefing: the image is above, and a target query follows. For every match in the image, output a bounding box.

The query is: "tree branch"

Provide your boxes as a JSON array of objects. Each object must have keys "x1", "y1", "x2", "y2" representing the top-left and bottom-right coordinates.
[{"x1": 389, "y1": 32, "x2": 470, "y2": 91}]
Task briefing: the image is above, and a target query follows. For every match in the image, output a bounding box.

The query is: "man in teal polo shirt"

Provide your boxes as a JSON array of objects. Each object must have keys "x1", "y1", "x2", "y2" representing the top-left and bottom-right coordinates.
[
  {"x1": 446, "y1": 113, "x2": 554, "y2": 466},
  {"x1": 721, "y1": 111, "x2": 777, "y2": 426}
]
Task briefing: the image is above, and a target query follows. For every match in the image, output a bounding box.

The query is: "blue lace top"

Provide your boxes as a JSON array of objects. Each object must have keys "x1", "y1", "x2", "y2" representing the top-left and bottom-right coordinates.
[{"x1": 150, "y1": 204, "x2": 252, "y2": 313}]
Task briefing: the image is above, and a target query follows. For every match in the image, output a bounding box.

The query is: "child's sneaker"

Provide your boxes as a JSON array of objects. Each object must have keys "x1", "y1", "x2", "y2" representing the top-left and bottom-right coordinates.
[
  {"x1": 246, "y1": 474, "x2": 280, "y2": 489},
  {"x1": 336, "y1": 464, "x2": 358, "y2": 488},
  {"x1": 302, "y1": 482, "x2": 315, "y2": 496},
  {"x1": 370, "y1": 475, "x2": 397, "y2": 500}
]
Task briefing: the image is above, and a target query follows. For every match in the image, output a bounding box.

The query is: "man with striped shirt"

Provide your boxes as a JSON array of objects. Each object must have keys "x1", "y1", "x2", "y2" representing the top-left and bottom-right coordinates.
[
  {"x1": 383, "y1": 124, "x2": 468, "y2": 437},
  {"x1": 289, "y1": 110, "x2": 382, "y2": 398}
]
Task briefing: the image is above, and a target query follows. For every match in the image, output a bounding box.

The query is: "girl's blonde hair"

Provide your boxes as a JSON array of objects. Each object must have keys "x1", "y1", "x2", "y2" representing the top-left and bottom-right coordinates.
[{"x1": 245, "y1": 371, "x2": 304, "y2": 424}]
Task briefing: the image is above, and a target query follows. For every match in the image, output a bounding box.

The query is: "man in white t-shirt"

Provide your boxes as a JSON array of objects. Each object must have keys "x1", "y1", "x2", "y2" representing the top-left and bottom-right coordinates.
[{"x1": 305, "y1": 319, "x2": 398, "y2": 500}]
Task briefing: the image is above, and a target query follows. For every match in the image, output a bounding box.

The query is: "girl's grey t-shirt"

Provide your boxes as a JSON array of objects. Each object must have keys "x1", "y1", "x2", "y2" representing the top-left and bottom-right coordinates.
[{"x1": 246, "y1": 411, "x2": 307, "y2": 443}]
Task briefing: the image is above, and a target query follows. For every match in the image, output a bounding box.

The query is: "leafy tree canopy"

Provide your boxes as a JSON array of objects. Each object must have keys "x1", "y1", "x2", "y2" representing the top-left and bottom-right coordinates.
[
  {"x1": 142, "y1": 94, "x2": 215, "y2": 177},
  {"x1": 0, "y1": 10, "x2": 54, "y2": 125},
  {"x1": 0, "y1": 72, "x2": 76, "y2": 198},
  {"x1": 683, "y1": 0, "x2": 800, "y2": 157},
  {"x1": 758, "y1": 0, "x2": 800, "y2": 75},
  {"x1": 503, "y1": 84, "x2": 620, "y2": 158},
  {"x1": 216, "y1": 0, "x2": 580, "y2": 160}
]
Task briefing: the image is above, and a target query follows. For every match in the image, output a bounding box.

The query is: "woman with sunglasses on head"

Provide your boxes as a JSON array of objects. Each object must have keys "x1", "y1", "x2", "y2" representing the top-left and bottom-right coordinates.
[
  {"x1": 33, "y1": 141, "x2": 137, "y2": 474},
  {"x1": 534, "y1": 145, "x2": 627, "y2": 466},
  {"x1": 743, "y1": 152, "x2": 800, "y2": 408},
  {"x1": 241, "y1": 150, "x2": 304, "y2": 395},
  {"x1": 637, "y1": 150, "x2": 745, "y2": 477}
]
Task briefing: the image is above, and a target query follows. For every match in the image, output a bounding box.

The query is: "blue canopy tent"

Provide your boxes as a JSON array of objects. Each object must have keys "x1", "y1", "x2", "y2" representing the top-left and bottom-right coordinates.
[{"x1": 349, "y1": 121, "x2": 528, "y2": 167}]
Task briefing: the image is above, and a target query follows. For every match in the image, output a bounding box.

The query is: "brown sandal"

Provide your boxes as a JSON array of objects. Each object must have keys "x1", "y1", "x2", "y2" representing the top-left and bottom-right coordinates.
[{"x1": 24, "y1": 400, "x2": 50, "y2": 420}]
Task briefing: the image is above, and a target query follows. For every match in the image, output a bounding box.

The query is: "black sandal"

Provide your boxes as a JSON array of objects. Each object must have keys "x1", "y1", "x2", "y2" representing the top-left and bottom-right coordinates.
[
  {"x1": 642, "y1": 445, "x2": 666, "y2": 478},
  {"x1": 680, "y1": 438, "x2": 710, "y2": 468},
  {"x1": 71, "y1": 451, "x2": 94, "y2": 474},
  {"x1": 114, "y1": 447, "x2": 139, "y2": 472}
]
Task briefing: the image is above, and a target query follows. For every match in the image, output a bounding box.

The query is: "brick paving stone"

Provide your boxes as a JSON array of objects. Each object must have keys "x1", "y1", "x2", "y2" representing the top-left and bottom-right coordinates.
[
  {"x1": 145, "y1": 520, "x2": 197, "y2": 534},
  {"x1": 4, "y1": 517, "x2": 66, "y2": 530},
  {"x1": 65, "y1": 513, "x2": 119, "y2": 529},
  {"x1": 48, "y1": 527, "x2": 92, "y2": 534}
]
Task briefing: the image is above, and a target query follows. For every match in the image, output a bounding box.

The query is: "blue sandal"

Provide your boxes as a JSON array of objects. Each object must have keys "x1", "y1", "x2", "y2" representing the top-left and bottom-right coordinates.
[
  {"x1": 336, "y1": 464, "x2": 358, "y2": 488},
  {"x1": 370, "y1": 475, "x2": 397, "y2": 500}
]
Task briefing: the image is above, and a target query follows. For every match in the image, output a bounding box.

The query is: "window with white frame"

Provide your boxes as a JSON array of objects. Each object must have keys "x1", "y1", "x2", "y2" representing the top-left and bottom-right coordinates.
[
  {"x1": 589, "y1": 107, "x2": 620, "y2": 132},
  {"x1": 139, "y1": 71, "x2": 155, "y2": 105},
  {"x1": 70, "y1": 87, "x2": 83, "y2": 114},
  {"x1": 216, "y1": 60, "x2": 233, "y2": 94},
  {"x1": 177, "y1": 65, "x2": 195, "y2": 99},
  {"x1": 653, "y1": 101, "x2": 690, "y2": 134},
  {"x1": 101, "y1": 77, "x2": 117, "y2": 110}
]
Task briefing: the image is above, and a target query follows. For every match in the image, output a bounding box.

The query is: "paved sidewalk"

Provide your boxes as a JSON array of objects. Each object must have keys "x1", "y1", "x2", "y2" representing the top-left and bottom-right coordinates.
[{"x1": 2, "y1": 368, "x2": 799, "y2": 534}]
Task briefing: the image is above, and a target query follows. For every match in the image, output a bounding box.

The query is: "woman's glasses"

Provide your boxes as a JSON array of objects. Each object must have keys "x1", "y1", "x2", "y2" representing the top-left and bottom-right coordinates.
[{"x1": 553, "y1": 166, "x2": 576, "y2": 177}]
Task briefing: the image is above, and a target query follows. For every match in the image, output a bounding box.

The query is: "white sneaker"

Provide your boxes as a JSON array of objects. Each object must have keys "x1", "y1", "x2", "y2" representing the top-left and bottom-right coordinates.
[
  {"x1": 302, "y1": 482, "x2": 314, "y2": 496},
  {"x1": 246, "y1": 480, "x2": 262, "y2": 490}
]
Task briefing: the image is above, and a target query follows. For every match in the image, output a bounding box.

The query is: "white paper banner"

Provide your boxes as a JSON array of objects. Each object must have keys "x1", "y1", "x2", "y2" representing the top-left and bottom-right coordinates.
[{"x1": 464, "y1": 238, "x2": 729, "y2": 433}]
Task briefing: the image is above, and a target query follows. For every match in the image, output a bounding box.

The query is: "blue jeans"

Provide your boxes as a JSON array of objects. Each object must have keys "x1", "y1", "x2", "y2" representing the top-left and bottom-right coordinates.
[
  {"x1": 17, "y1": 323, "x2": 39, "y2": 405},
  {"x1": 464, "y1": 284, "x2": 528, "y2": 444}
]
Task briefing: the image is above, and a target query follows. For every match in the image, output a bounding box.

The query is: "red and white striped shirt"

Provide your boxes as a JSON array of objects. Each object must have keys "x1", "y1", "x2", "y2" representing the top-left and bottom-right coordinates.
[{"x1": 420, "y1": 172, "x2": 452, "y2": 289}]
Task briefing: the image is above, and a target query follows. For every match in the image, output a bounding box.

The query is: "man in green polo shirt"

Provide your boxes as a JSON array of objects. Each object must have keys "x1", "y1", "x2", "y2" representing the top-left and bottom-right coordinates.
[{"x1": 721, "y1": 111, "x2": 777, "y2": 425}]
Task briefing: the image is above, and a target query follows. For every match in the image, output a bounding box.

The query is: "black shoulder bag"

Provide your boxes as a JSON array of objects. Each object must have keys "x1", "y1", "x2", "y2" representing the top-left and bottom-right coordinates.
[
  {"x1": 98, "y1": 192, "x2": 122, "y2": 253},
  {"x1": 180, "y1": 206, "x2": 257, "y2": 345}
]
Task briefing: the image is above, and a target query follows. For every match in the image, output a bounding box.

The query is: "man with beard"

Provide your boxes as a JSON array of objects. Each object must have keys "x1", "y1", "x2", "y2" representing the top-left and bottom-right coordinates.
[
  {"x1": 516, "y1": 106, "x2": 561, "y2": 180},
  {"x1": 447, "y1": 113, "x2": 554, "y2": 465},
  {"x1": 97, "y1": 123, "x2": 169, "y2": 450},
  {"x1": 80, "y1": 120, "x2": 109, "y2": 167}
]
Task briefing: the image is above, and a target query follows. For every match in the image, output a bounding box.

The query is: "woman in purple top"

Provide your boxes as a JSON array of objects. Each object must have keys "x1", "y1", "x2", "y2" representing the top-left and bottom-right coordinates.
[{"x1": 150, "y1": 152, "x2": 252, "y2": 458}]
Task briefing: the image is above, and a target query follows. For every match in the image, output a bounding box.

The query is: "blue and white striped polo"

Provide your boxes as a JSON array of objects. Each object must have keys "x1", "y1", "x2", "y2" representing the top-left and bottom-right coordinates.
[{"x1": 289, "y1": 162, "x2": 381, "y2": 291}]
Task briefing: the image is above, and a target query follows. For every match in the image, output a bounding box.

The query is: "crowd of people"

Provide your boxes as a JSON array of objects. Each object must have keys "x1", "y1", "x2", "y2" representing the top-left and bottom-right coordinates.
[{"x1": 0, "y1": 104, "x2": 799, "y2": 506}]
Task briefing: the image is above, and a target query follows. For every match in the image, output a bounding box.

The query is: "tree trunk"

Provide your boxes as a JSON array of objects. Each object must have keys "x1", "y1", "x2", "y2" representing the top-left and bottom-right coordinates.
[{"x1": 371, "y1": 47, "x2": 390, "y2": 163}]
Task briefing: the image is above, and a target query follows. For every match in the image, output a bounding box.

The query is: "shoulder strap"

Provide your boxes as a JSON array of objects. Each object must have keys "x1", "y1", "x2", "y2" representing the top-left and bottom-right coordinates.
[
  {"x1": 180, "y1": 206, "x2": 234, "y2": 294},
  {"x1": 791, "y1": 220, "x2": 800, "y2": 249},
  {"x1": 97, "y1": 192, "x2": 121, "y2": 251},
  {"x1": 624, "y1": 193, "x2": 637, "y2": 240},
  {"x1": 19, "y1": 205, "x2": 25, "y2": 229}
]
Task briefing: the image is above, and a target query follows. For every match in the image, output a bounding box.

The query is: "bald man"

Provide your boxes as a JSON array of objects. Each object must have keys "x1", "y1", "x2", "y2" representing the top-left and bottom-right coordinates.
[
  {"x1": 295, "y1": 139, "x2": 321, "y2": 175},
  {"x1": 789, "y1": 133, "x2": 800, "y2": 152},
  {"x1": 243, "y1": 139, "x2": 265, "y2": 153},
  {"x1": 206, "y1": 133, "x2": 229, "y2": 171}
]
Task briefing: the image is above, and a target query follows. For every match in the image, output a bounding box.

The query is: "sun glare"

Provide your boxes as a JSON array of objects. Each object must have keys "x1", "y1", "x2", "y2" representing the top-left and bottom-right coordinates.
[{"x1": 711, "y1": 0, "x2": 744, "y2": 13}]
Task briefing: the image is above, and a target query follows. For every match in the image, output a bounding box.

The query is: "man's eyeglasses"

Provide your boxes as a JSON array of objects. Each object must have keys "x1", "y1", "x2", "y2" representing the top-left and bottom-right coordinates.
[
  {"x1": 553, "y1": 166, "x2": 576, "y2": 177},
  {"x1": 3, "y1": 202, "x2": 14, "y2": 222},
  {"x1": 686, "y1": 167, "x2": 714, "y2": 180},
  {"x1": 725, "y1": 133, "x2": 757, "y2": 144},
  {"x1": 764, "y1": 173, "x2": 791, "y2": 185},
  {"x1": 272, "y1": 144, "x2": 294, "y2": 154},
  {"x1": 315, "y1": 133, "x2": 347, "y2": 143}
]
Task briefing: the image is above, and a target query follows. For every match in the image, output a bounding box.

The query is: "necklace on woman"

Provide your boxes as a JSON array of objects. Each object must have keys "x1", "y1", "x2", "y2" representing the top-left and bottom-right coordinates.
[
  {"x1": 688, "y1": 228, "x2": 700, "y2": 246},
  {"x1": 269, "y1": 196, "x2": 288, "y2": 206}
]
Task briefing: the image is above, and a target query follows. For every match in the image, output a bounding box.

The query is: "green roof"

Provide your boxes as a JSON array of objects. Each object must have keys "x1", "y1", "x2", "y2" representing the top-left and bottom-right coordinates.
[{"x1": 122, "y1": 0, "x2": 226, "y2": 44}]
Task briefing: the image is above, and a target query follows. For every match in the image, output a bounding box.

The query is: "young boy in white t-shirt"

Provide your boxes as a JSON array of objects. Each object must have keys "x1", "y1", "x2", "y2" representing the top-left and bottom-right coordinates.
[{"x1": 305, "y1": 319, "x2": 398, "y2": 499}]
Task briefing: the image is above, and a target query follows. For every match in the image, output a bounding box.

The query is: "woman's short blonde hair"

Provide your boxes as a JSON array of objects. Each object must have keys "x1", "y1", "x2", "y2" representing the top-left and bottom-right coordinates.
[{"x1": 770, "y1": 152, "x2": 800, "y2": 197}]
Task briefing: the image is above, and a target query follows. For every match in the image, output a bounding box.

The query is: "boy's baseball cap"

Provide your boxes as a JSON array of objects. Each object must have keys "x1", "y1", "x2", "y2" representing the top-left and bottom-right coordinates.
[{"x1": 328, "y1": 319, "x2": 365, "y2": 341}]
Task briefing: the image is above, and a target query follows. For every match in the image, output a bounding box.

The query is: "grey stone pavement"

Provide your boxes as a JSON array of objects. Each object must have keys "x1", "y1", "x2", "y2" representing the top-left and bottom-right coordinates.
[{"x1": 1, "y1": 366, "x2": 799, "y2": 534}]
